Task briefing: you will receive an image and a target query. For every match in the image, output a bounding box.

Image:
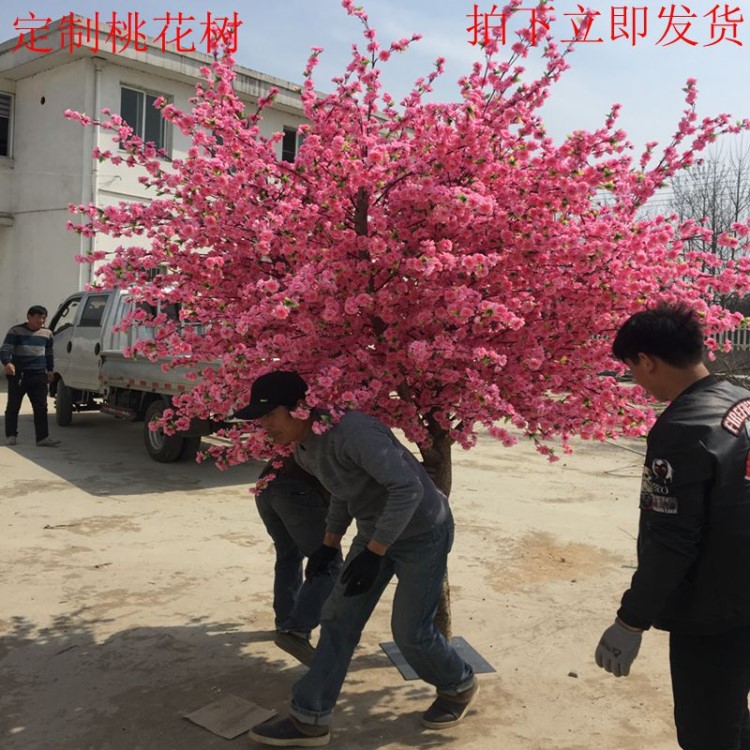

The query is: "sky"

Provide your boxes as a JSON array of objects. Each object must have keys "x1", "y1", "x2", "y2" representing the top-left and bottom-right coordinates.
[{"x1": 1, "y1": 1, "x2": 748, "y2": 161}]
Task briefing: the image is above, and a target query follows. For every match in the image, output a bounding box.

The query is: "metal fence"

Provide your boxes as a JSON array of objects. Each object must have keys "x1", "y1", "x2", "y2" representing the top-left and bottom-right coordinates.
[{"x1": 716, "y1": 329, "x2": 750, "y2": 351}]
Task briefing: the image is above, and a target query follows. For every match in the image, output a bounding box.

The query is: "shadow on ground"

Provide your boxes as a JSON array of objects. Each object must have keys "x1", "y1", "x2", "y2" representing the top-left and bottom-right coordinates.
[
  {"x1": 0, "y1": 614, "x2": 461, "y2": 750},
  {"x1": 4, "y1": 407, "x2": 265, "y2": 497}
]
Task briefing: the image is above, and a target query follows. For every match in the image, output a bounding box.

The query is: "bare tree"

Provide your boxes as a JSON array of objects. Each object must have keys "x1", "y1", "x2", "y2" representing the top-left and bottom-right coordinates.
[
  {"x1": 668, "y1": 137, "x2": 750, "y2": 263},
  {"x1": 659, "y1": 138, "x2": 750, "y2": 379}
]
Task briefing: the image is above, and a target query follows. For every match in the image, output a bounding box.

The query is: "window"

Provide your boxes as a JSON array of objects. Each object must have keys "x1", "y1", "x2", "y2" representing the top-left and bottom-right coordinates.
[
  {"x1": 0, "y1": 93, "x2": 12, "y2": 157},
  {"x1": 50, "y1": 296, "x2": 81, "y2": 334},
  {"x1": 78, "y1": 294, "x2": 109, "y2": 327},
  {"x1": 281, "y1": 125, "x2": 304, "y2": 162},
  {"x1": 120, "y1": 86, "x2": 168, "y2": 150}
]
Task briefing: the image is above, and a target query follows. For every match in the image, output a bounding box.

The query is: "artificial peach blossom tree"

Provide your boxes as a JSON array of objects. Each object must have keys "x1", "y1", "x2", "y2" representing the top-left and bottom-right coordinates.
[{"x1": 67, "y1": 1, "x2": 750, "y2": 492}]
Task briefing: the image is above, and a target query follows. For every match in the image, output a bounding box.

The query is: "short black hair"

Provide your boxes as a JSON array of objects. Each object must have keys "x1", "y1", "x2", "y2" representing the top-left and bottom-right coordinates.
[
  {"x1": 612, "y1": 302, "x2": 705, "y2": 367},
  {"x1": 27, "y1": 305, "x2": 48, "y2": 317}
]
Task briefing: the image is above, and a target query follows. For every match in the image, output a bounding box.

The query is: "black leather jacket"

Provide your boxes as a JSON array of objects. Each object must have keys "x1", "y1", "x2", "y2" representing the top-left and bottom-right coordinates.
[{"x1": 618, "y1": 375, "x2": 750, "y2": 635}]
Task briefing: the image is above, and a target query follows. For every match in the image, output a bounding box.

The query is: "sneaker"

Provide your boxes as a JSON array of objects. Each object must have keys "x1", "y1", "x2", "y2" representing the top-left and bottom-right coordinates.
[
  {"x1": 249, "y1": 716, "x2": 330, "y2": 747},
  {"x1": 6, "y1": 436, "x2": 16, "y2": 445},
  {"x1": 421, "y1": 679, "x2": 479, "y2": 729},
  {"x1": 274, "y1": 631, "x2": 316, "y2": 667},
  {"x1": 36, "y1": 437, "x2": 60, "y2": 447}
]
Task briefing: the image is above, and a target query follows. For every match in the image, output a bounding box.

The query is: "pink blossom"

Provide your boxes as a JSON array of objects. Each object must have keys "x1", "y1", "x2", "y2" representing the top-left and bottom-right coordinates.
[{"x1": 63, "y1": 3, "x2": 750, "y2": 482}]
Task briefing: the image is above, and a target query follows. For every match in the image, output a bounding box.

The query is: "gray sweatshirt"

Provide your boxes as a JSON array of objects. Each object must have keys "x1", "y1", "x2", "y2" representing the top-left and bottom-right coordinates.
[{"x1": 294, "y1": 410, "x2": 449, "y2": 547}]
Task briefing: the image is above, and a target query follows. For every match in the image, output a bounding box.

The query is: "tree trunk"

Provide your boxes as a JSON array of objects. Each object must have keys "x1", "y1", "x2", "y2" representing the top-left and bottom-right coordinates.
[
  {"x1": 420, "y1": 430, "x2": 452, "y2": 497},
  {"x1": 420, "y1": 426, "x2": 453, "y2": 639},
  {"x1": 353, "y1": 187, "x2": 455, "y2": 639}
]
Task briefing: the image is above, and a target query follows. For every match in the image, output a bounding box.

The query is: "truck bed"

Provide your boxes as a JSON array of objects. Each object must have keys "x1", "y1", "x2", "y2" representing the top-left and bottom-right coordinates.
[{"x1": 99, "y1": 350, "x2": 203, "y2": 394}]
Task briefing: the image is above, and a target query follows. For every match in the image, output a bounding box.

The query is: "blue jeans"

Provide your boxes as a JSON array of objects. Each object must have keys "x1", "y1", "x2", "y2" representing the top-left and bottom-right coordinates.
[
  {"x1": 256, "y1": 477, "x2": 341, "y2": 636},
  {"x1": 290, "y1": 514, "x2": 474, "y2": 726}
]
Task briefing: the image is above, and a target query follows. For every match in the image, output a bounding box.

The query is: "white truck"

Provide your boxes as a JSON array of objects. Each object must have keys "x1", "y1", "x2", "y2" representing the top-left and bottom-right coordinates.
[{"x1": 49, "y1": 289, "x2": 215, "y2": 462}]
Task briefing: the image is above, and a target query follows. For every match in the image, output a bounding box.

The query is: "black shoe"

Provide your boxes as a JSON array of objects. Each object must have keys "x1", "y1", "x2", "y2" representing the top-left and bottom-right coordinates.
[
  {"x1": 249, "y1": 716, "x2": 330, "y2": 747},
  {"x1": 274, "y1": 632, "x2": 316, "y2": 667},
  {"x1": 421, "y1": 679, "x2": 479, "y2": 729}
]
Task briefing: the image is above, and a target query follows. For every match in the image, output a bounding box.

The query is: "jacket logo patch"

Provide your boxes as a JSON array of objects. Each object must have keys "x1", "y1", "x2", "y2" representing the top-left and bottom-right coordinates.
[
  {"x1": 651, "y1": 458, "x2": 673, "y2": 486},
  {"x1": 640, "y1": 462, "x2": 678, "y2": 514},
  {"x1": 643, "y1": 494, "x2": 679, "y2": 514},
  {"x1": 722, "y1": 398, "x2": 750, "y2": 436}
]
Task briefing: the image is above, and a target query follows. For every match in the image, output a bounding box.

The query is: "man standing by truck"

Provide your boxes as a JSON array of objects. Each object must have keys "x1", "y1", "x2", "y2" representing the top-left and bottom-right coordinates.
[{"x1": 1, "y1": 305, "x2": 60, "y2": 447}]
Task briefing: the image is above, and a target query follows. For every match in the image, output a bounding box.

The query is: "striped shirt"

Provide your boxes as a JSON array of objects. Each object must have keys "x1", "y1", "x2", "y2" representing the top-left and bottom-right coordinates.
[{"x1": 0, "y1": 324, "x2": 54, "y2": 373}]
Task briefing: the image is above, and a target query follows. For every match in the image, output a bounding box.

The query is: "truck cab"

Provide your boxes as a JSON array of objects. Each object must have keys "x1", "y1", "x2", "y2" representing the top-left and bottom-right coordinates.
[
  {"x1": 49, "y1": 289, "x2": 211, "y2": 462},
  {"x1": 51, "y1": 291, "x2": 112, "y2": 392}
]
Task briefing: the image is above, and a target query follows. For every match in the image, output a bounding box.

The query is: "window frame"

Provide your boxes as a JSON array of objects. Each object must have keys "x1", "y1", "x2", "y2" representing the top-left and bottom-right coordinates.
[
  {"x1": 77, "y1": 294, "x2": 109, "y2": 328},
  {"x1": 50, "y1": 296, "x2": 82, "y2": 335},
  {"x1": 0, "y1": 92, "x2": 14, "y2": 159},
  {"x1": 119, "y1": 85, "x2": 171, "y2": 154},
  {"x1": 281, "y1": 125, "x2": 304, "y2": 163}
]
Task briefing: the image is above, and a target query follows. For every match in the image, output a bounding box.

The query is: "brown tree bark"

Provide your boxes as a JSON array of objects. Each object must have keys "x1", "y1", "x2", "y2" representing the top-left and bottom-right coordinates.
[
  {"x1": 355, "y1": 186, "x2": 454, "y2": 639},
  {"x1": 420, "y1": 423, "x2": 454, "y2": 639}
]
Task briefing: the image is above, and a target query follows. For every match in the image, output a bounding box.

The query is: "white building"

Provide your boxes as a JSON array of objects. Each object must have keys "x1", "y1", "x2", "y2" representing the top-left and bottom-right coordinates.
[{"x1": 0, "y1": 18, "x2": 306, "y2": 332}]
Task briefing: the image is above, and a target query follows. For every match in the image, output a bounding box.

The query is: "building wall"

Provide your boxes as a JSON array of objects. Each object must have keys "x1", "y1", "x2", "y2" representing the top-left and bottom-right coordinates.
[
  {"x1": 93, "y1": 60, "x2": 307, "y2": 258},
  {"x1": 0, "y1": 49, "x2": 307, "y2": 333},
  {"x1": 0, "y1": 58, "x2": 88, "y2": 331},
  {"x1": 0, "y1": 86, "x2": 14, "y2": 323},
  {"x1": 0, "y1": 158, "x2": 12, "y2": 215},
  {"x1": 0, "y1": 74, "x2": 15, "y2": 216},
  {"x1": 0, "y1": 224, "x2": 13, "y2": 323}
]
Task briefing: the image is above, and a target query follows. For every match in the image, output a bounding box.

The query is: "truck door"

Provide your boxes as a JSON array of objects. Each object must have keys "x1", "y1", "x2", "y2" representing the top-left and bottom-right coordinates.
[
  {"x1": 64, "y1": 292, "x2": 111, "y2": 392},
  {"x1": 49, "y1": 294, "x2": 82, "y2": 382}
]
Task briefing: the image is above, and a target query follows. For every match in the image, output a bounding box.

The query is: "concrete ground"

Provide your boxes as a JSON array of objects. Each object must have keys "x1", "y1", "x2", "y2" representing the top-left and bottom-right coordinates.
[{"x1": 0, "y1": 386, "x2": 678, "y2": 750}]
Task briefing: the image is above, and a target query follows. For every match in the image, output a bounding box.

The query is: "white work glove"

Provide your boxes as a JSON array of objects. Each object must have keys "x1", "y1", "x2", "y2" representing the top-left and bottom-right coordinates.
[{"x1": 595, "y1": 619, "x2": 642, "y2": 677}]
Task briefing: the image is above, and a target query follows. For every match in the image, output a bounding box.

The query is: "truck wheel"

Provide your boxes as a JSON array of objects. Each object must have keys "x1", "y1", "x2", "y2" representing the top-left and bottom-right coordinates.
[
  {"x1": 56, "y1": 381, "x2": 73, "y2": 426},
  {"x1": 144, "y1": 400, "x2": 184, "y2": 463},
  {"x1": 178, "y1": 436, "x2": 202, "y2": 462}
]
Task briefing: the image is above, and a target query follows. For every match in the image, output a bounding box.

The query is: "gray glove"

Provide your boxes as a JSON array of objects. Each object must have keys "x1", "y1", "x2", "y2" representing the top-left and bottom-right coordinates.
[{"x1": 595, "y1": 619, "x2": 642, "y2": 677}]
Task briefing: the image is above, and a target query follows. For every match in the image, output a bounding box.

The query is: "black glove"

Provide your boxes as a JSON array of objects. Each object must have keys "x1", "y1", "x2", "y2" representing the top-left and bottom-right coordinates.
[
  {"x1": 341, "y1": 548, "x2": 383, "y2": 597},
  {"x1": 305, "y1": 544, "x2": 340, "y2": 580}
]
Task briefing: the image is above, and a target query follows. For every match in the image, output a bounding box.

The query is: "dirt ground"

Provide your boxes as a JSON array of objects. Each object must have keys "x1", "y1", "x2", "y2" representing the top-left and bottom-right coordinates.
[{"x1": 0, "y1": 386, "x2": 678, "y2": 750}]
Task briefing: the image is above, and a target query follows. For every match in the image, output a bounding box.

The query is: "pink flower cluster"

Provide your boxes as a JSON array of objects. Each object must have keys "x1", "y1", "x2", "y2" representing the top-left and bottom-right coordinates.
[{"x1": 65, "y1": 1, "x2": 750, "y2": 472}]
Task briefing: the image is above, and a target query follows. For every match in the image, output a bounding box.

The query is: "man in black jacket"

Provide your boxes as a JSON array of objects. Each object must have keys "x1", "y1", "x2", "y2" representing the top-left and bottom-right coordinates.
[{"x1": 595, "y1": 302, "x2": 750, "y2": 749}]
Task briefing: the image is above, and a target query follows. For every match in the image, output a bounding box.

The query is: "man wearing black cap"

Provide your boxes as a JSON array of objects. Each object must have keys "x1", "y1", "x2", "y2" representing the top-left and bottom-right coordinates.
[{"x1": 237, "y1": 371, "x2": 477, "y2": 747}]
